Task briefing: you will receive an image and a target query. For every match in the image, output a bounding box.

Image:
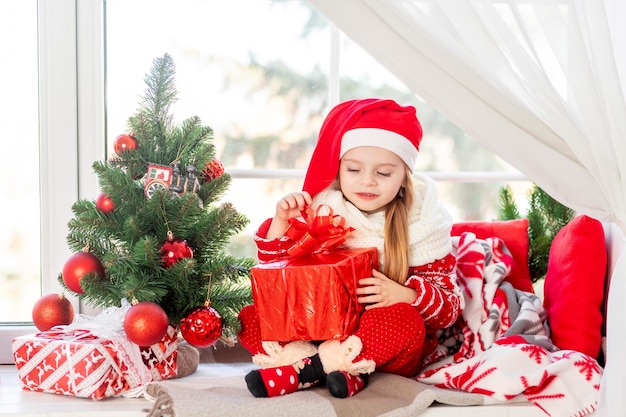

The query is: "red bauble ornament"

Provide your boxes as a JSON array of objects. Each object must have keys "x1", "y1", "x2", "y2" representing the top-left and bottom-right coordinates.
[
  {"x1": 201, "y1": 159, "x2": 225, "y2": 183},
  {"x1": 179, "y1": 305, "x2": 223, "y2": 348},
  {"x1": 124, "y1": 301, "x2": 169, "y2": 347},
  {"x1": 62, "y1": 252, "x2": 105, "y2": 294},
  {"x1": 113, "y1": 133, "x2": 138, "y2": 154},
  {"x1": 160, "y1": 235, "x2": 194, "y2": 268},
  {"x1": 32, "y1": 293, "x2": 75, "y2": 331},
  {"x1": 95, "y1": 192, "x2": 115, "y2": 214}
]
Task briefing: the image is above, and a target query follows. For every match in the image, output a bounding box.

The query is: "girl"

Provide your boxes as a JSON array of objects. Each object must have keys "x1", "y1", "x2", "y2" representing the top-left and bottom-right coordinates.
[{"x1": 238, "y1": 98, "x2": 462, "y2": 398}]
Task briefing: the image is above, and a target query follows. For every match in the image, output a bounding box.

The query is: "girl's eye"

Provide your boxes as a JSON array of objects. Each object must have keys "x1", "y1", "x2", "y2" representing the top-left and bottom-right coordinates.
[
  {"x1": 377, "y1": 172, "x2": 391, "y2": 177},
  {"x1": 346, "y1": 168, "x2": 359, "y2": 173}
]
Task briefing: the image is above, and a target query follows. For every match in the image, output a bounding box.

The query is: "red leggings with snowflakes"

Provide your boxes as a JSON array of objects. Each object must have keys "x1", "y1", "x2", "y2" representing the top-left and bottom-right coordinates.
[{"x1": 238, "y1": 302, "x2": 426, "y2": 377}]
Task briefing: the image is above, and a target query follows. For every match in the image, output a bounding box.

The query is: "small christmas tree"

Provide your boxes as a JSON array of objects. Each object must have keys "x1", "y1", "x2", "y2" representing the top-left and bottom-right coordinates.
[{"x1": 58, "y1": 53, "x2": 253, "y2": 347}]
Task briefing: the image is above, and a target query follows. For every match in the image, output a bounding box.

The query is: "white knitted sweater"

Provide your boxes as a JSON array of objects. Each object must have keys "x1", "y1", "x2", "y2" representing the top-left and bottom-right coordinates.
[{"x1": 311, "y1": 172, "x2": 453, "y2": 269}]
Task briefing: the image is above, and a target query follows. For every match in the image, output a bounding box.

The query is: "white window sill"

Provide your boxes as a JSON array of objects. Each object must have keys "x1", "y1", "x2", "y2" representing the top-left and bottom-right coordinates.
[
  {"x1": 0, "y1": 362, "x2": 256, "y2": 416},
  {"x1": 0, "y1": 364, "x2": 148, "y2": 417}
]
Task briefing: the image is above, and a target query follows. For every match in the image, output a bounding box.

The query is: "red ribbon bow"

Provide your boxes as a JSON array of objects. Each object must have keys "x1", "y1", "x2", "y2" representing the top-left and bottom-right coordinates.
[{"x1": 285, "y1": 205, "x2": 354, "y2": 257}]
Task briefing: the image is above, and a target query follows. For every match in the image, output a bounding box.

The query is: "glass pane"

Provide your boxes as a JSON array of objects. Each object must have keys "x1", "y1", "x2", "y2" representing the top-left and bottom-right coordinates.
[
  {"x1": 335, "y1": 33, "x2": 528, "y2": 220},
  {"x1": 0, "y1": 0, "x2": 40, "y2": 323},
  {"x1": 105, "y1": 0, "x2": 528, "y2": 260},
  {"x1": 105, "y1": 0, "x2": 329, "y2": 170},
  {"x1": 105, "y1": 0, "x2": 332, "y2": 254}
]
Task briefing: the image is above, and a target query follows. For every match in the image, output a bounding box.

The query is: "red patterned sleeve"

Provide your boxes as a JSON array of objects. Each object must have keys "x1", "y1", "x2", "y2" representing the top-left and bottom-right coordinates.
[
  {"x1": 254, "y1": 218, "x2": 295, "y2": 262},
  {"x1": 405, "y1": 253, "x2": 461, "y2": 329}
]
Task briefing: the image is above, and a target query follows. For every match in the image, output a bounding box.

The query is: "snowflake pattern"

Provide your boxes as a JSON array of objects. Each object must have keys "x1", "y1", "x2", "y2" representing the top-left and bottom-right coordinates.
[
  {"x1": 439, "y1": 360, "x2": 496, "y2": 395},
  {"x1": 574, "y1": 355, "x2": 602, "y2": 382},
  {"x1": 521, "y1": 344, "x2": 548, "y2": 364}
]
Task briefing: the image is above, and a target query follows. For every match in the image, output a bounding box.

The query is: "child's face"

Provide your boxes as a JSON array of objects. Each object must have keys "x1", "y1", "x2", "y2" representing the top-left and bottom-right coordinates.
[{"x1": 338, "y1": 146, "x2": 406, "y2": 213}]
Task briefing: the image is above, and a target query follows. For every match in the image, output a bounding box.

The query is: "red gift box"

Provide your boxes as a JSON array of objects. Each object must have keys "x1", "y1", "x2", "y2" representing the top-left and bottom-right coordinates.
[
  {"x1": 251, "y1": 247, "x2": 378, "y2": 342},
  {"x1": 11, "y1": 325, "x2": 178, "y2": 399}
]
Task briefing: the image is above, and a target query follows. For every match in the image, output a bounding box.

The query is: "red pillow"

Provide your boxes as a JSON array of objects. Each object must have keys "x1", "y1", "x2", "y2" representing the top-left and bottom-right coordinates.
[
  {"x1": 452, "y1": 219, "x2": 533, "y2": 293},
  {"x1": 543, "y1": 215, "x2": 606, "y2": 358}
]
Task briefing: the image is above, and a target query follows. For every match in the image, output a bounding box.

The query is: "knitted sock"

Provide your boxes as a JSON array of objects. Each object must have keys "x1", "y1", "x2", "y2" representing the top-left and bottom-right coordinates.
[
  {"x1": 245, "y1": 354, "x2": 326, "y2": 397},
  {"x1": 326, "y1": 371, "x2": 369, "y2": 398}
]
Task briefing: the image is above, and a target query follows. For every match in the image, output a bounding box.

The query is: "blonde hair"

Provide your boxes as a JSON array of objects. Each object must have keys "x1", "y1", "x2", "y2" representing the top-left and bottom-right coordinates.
[
  {"x1": 383, "y1": 169, "x2": 414, "y2": 285},
  {"x1": 331, "y1": 166, "x2": 414, "y2": 284}
]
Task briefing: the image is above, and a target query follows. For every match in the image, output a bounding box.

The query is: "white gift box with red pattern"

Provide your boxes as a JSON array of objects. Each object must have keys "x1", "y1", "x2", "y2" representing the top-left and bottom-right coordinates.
[
  {"x1": 11, "y1": 325, "x2": 178, "y2": 400},
  {"x1": 141, "y1": 325, "x2": 178, "y2": 381}
]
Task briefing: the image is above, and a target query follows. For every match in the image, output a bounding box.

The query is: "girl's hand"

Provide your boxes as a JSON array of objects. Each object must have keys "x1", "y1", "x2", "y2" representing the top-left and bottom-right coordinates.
[
  {"x1": 266, "y1": 191, "x2": 313, "y2": 239},
  {"x1": 356, "y1": 269, "x2": 417, "y2": 310},
  {"x1": 275, "y1": 191, "x2": 312, "y2": 222}
]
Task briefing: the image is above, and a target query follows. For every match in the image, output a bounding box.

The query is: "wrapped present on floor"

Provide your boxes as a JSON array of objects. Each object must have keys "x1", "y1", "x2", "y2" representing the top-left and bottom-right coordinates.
[
  {"x1": 251, "y1": 205, "x2": 379, "y2": 342},
  {"x1": 11, "y1": 303, "x2": 178, "y2": 400},
  {"x1": 141, "y1": 325, "x2": 178, "y2": 381}
]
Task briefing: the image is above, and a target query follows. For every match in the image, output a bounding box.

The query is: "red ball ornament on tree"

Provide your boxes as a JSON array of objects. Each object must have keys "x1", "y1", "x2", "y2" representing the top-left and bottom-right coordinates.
[
  {"x1": 32, "y1": 293, "x2": 75, "y2": 331},
  {"x1": 179, "y1": 304, "x2": 223, "y2": 348},
  {"x1": 201, "y1": 158, "x2": 225, "y2": 184},
  {"x1": 160, "y1": 232, "x2": 193, "y2": 268},
  {"x1": 62, "y1": 251, "x2": 105, "y2": 294},
  {"x1": 124, "y1": 301, "x2": 169, "y2": 347},
  {"x1": 95, "y1": 192, "x2": 115, "y2": 214},
  {"x1": 113, "y1": 133, "x2": 138, "y2": 154}
]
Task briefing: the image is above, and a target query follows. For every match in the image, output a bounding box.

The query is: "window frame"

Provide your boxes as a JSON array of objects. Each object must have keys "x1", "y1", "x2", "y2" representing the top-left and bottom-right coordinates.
[{"x1": 0, "y1": 0, "x2": 103, "y2": 364}]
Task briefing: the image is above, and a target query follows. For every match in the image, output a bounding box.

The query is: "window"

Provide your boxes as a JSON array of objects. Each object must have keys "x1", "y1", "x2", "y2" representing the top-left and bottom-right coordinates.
[
  {"x1": 0, "y1": 0, "x2": 530, "y2": 364},
  {"x1": 0, "y1": 0, "x2": 100, "y2": 364},
  {"x1": 0, "y1": 0, "x2": 40, "y2": 324}
]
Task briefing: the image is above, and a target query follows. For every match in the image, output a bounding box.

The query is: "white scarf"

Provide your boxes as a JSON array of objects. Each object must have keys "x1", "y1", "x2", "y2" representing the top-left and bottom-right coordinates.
[{"x1": 311, "y1": 173, "x2": 452, "y2": 268}]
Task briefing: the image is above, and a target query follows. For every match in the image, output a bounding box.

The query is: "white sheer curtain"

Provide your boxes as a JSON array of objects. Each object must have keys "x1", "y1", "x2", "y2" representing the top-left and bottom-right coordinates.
[{"x1": 309, "y1": 0, "x2": 626, "y2": 415}]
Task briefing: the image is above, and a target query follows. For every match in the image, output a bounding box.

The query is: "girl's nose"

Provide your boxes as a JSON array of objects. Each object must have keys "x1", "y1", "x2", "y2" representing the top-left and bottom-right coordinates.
[{"x1": 360, "y1": 172, "x2": 376, "y2": 186}]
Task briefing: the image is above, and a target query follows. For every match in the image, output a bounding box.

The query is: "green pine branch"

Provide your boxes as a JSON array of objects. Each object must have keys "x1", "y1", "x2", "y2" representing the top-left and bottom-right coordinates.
[
  {"x1": 497, "y1": 185, "x2": 521, "y2": 220},
  {"x1": 140, "y1": 53, "x2": 177, "y2": 142},
  {"x1": 497, "y1": 184, "x2": 574, "y2": 282}
]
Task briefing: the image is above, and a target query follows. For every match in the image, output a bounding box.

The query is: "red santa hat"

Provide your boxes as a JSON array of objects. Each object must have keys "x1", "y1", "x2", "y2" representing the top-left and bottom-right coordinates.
[{"x1": 302, "y1": 98, "x2": 422, "y2": 198}]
